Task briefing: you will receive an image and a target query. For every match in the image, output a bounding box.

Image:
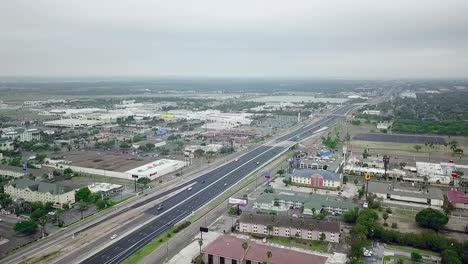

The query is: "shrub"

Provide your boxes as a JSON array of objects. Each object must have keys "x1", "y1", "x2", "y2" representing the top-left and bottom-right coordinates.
[
  {"x1": 391, "y1": 223, "x2": 398, "y2": 229},
  {"x1": 174, "y1": 221, "x2": 191, "y2": 233}
]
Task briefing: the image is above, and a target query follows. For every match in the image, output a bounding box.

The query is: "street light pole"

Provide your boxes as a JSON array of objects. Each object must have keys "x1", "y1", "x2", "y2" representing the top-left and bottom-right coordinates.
[{"x1": 132, "y1": 174, "x2": 138, "y2": 193}]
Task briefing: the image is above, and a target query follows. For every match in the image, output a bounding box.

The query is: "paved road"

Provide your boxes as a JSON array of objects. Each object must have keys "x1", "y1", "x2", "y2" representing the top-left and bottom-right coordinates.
[{"x1": 81, "y1": 105, "x2": 355, "y2": 264}]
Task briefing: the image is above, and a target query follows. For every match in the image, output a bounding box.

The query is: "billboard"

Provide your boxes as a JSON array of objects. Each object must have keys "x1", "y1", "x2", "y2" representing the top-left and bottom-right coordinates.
[{"x1": 228, "y1": 197, "x2": 248, "y2": 206}]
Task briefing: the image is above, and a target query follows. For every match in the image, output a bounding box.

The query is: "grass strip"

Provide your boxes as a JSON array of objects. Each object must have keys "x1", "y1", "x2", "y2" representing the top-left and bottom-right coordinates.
[{"x1": 386, "y1": 244, "x2": 440, "y2": 257}]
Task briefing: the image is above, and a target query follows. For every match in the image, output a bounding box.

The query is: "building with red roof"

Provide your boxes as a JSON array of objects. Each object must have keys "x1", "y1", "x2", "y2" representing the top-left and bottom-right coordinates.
[
  {"x1": 202, "y1": 235, "x2": 327, "y2": 264},
  {"x1": 447, "y1": 188, "x2": 468, "y2": 209}
]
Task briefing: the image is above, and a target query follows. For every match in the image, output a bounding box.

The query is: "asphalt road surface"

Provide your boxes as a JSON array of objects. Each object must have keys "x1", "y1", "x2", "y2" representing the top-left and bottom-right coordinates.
[{"x1": 81, "y1": 105, "x2": 354, "y2": 264}]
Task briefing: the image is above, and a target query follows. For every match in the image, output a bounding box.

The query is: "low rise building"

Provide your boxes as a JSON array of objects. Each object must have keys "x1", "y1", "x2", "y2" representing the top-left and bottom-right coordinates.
[
  {"x1": 368, "y1": 181, "x2": 443, "y2": 207},
  {"x1": 254, "y1": 192, "x2": 355, "y2": 215},
  {"x1": 5, "y1": 179, "x2": 75, "y2": 207},
  {"x1": 125, "y1": 159, "x2": 185, "y2": 179},
  {"x1": 43, "y1": 119, "x2": 103, "y2": 128},
  {"x1": 0, "y1": 138, "x2": 14, "y2": 151},
  {"x1": 239, "y1": 212, "x2": 341, "y2": 243},
  {"x1": 290, "y1": 169, "x2": 341, "y2": 190},
  {"x1": 185, "y1": 144, "x2": 224, "y2": 153},
  {"x1": 362, "y1": 110, "x2": 381, "y2": 115},
  {"x1": 447, "y1": 188, "x2": 468, "y2": 210},
  {"x1": 87, "y1": 183, "x2": 124, "y2": 197},
  {"x1": 2, "y1": 128, "x2": 41, "y2": 142},
  {"x1": 202, "y1": 235, "x2": 328, "y2": 264}
]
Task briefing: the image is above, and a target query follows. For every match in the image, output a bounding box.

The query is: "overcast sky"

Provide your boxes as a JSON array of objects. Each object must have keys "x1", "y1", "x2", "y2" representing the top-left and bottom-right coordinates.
[{"x1": 1, "y1": 0, "x2": 468, "y2": 79}]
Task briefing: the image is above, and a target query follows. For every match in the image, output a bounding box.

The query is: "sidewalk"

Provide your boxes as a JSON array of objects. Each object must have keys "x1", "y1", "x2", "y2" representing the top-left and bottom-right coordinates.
[{"x1": 165, "y1": 231, "x2": 221, "y2": 264}]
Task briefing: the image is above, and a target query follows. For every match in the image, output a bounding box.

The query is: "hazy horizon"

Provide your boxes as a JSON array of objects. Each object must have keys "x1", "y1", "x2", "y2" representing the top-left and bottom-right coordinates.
[{"x1": 2, "y1": 0, "x2": 468, "y2": 79}]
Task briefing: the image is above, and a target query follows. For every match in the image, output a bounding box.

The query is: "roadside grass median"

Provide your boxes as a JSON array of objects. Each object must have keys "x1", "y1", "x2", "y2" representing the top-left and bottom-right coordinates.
[{"x1": 121, "y1": 227, "x2": 176, "y2": 264}]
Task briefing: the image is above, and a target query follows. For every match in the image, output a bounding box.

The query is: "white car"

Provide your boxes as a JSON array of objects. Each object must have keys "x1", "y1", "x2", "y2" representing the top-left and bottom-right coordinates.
[
  {"x1": 110, "y1": 234, "x2": 118, "y2": 240},
  {"x1": 187, "y1": 187, "x2": 192, "y2": 191},
  {"x1": 234, "y1": 158, "x2": 239, "y2": 161}
]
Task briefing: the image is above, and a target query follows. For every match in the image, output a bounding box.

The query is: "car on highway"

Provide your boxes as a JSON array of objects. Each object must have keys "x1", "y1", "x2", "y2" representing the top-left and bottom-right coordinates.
[
  {"x1": 187, "y1": 187, "x2": 192, "y2": 191},
  {"x1": 234, "y1": 158, "x2": 239, "y2": 161},
  {"x1": 110, "y1": 234, "x2": 118, "y2": 240},
  {"x1": 256, "y1": 161, "x2": 260, "y2": 165},
  {"x1": 157, "y1": 206, "x2": 163, "y2": 211},
  {"x1": 224, "y1": 183, "x2": 227, "y2": 186}
]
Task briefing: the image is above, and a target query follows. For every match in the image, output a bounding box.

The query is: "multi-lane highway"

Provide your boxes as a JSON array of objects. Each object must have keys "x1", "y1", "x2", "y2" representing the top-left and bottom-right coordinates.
[{"x1": 81, "y1": 105, "x2": 355, "y2": 264}]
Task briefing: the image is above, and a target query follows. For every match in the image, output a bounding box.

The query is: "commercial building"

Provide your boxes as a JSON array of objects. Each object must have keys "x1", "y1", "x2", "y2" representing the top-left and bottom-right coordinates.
[
  {"x1": 43, "y1": 119, "x2": 103, "y2": 128},
  {"x1": 87, "y1": 183, "x2": 124, "y2": 197},
  {"x1": 0, "y1": 138, "x2": 14, "y2": 151},
  {"x1": 185, "y1": 144, "x2": 224, "y2": 153},
  {"x1": 289, "y1": 168, "x2": 342, "y2": 190},
  {"x1": 2, "y1": 128, "x2": 41, "y2": 142},
  {"x1": 362, "y1": 110, "x2": 381, "y2": 115},
  {"x1": 368, "y1": 181, "x2": 443, "y2": 207},
  {"x1": 254, "y1": 192, "x2": 355, "y2": 216},
  {"x1": 5, "y1": 179, "x2": 75, "y2": 207},
  {"x1": 238, "y1": 212, "x2": 341, "y2": 243},
  {"x1": 344, "y1": 165, "x2": 406, "y2": 179},
  {"x1": 125, "y1": 159, "x2": 185, "y2": 179},
  {"x1": 202, "y1": 235, "x2": 328, "y2": 264},
  {"x1": 447, "y1": 188, "x2": 468, "y2": 210},
  {"x1": 414, "y1": 162, "x2": 453, "y2": 185}
]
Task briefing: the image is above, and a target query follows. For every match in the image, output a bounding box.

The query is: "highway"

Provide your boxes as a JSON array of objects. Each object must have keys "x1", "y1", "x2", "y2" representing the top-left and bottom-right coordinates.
[{"x1": 81, "y1": 105, "x2": 355, "y2": 264}]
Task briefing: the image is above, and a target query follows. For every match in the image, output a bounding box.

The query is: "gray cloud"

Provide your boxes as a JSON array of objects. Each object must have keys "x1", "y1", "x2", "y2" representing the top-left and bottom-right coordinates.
[{"x1": 1, "y1": 0, "x2": 468, "y2": 78}]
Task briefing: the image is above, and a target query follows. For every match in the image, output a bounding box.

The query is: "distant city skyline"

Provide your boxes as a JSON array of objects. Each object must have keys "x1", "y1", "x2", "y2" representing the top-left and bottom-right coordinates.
[{"x1": 1, "y1": 0, "x2": 468, "y2": 79}]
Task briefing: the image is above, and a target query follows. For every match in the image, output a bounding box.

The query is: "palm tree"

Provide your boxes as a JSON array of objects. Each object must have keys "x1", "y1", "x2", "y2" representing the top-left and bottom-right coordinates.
[
  {"x1": 198, "y1": 239, "x2": 203, "y2": 255},
  {"x1": 241, "y1": 241, "x2": 248, "y2": 258},
  {"x1": 267, "y1": 225, "x2": 273, "y2": 236},
  {"x1": 39, "y1": 215, "x2": 47, "y2": 238},
  {"x1": 266, "y1": 251, "x2": 272, "y2": 264},
  {"x1": 78, "y1": 200, "x2": 87, "y2": 219}
]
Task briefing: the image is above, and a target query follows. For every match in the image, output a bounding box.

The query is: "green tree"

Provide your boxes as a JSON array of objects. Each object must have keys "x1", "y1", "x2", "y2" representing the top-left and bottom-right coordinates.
[
  {"x1": 414, "y1": 145, "x2": 422, "y2": 152},
  {"x1": 319, "y1": 232, "x2": 326, "y2": 241},
  {"x1": 441, "y1": 249, "x2": 461, "y2": 264},
  {"x1": 96, "y1": 199, "x2": 108, "y2": 210},
  {"x1": 75, "y1": 187, "x2": 92, "y2": 202},
  {"x1": 30, "y1": 208, "x2": 45, "y2": 221},
  {"x1": 343, "y1": 208, "x2": 359, "y2": 223},
  {"x1": 276, "y1": 169, "x2": 285, "y2": 176},
  {"x1": 415, "y1": 208, "x2": 449, "y2": 231},
  {"x1": 411, "y1": 252, "x2": 422, "y2": 262},
  {"x1": 62, "y1": 203, "x2": 69, "y2": 210},
  {"x1": 0, "y1": 193, "x2": 13, "y2": 208},
  {"x1": 39, "y1": 215, "x2": 48, "y2": 237},
  {"x1": 158, "y1": 147, "x2": 170, "y2": 156},
  {"x1": 35, "y1": 153, "x2": 47, "y2": 163},
  {"x1": 382, "y1": 212, "x2": 389, "y2": 223},
  {"x1": 137, "y1": 177, "x2": 151, "y2": 188},
  {"x1": 14, "y1": 219, "x2": 38, "y2": 235},
  {"x1": 63, "y1": 167, "x2": 73, "y2": 175}
]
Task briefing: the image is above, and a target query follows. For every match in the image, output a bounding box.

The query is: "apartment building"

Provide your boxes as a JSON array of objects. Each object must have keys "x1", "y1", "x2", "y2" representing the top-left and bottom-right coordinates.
[
  {"x1": 290, "y1": 168, "x2": 342, "y2": 190},
  {"x1": 5, "y1": 179, "x2": 75, "y2": 207},
  {"x1": 238, "y1": 212, "x2": 341, "y2": 243},
  {"x1": 2, "y1": 128, "x2": 42, "y2": 142},
  {"x1": 0, "y1": 138, "x2": 14, "y2": 151}
]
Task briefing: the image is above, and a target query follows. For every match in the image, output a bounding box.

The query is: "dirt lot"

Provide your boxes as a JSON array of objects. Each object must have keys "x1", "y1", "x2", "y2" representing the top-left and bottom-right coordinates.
[
  {"x1": 0, "y1": 214, "x2": 41, "y2": 259},
  {"x1": 62, "y1": 150, "x2": 156, "y2": 172}
]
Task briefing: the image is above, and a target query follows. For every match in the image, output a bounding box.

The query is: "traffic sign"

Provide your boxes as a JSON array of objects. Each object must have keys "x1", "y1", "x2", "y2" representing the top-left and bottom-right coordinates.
[{"x1": 364, "y1": 173, "x2": 371, "y2": 181}]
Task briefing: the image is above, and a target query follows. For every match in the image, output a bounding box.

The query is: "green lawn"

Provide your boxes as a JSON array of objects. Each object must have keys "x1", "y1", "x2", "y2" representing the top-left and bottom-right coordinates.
[
  {"x1": 383, "y1": 255, "x2": 432, "y2": 264},
  {"x1": 386, "y1": 244, "x2": 440, "y2": 257},
  {"x1": 268, "y1": 236, "x2": 328, "y2": 253}
]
